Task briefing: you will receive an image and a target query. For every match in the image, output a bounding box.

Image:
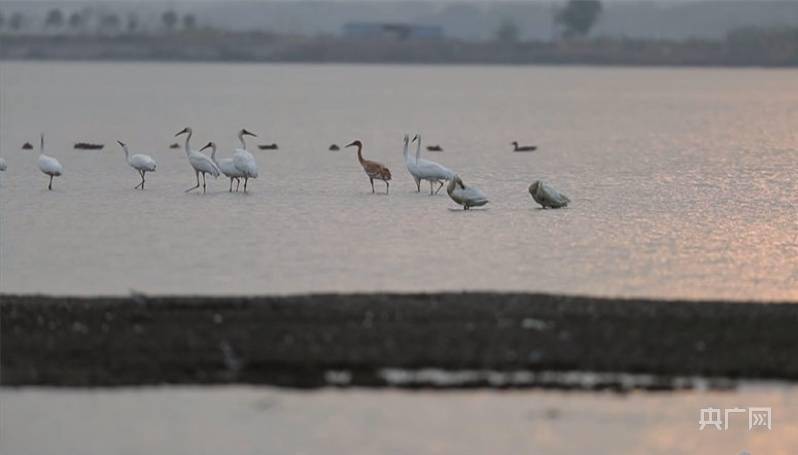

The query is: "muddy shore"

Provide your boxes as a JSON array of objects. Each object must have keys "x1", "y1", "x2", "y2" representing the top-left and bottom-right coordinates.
[{"x1": 2, "y1": 293, "x2": 797, "y2": 389}]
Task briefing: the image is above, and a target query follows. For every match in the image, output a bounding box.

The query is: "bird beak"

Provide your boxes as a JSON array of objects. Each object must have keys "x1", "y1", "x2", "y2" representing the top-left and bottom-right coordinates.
[
  {"x1": 175, "y1": 128, "x2": 187, "y2": 137},
  {"x1": 200, "y1": 143, "x2": 211, "y2": 151},
  {"x1": 344, "y1": 141, "x2": 357, "y2": 148},
  {"x1": 412, "y1": 135, "x2": 418, "y2": 143},
  {"x1": 244, "y1": 130, "x2": 257, "y2": 137},
  {"x1": 117, "y1": 140, "x2": 125, "y2": 147}
]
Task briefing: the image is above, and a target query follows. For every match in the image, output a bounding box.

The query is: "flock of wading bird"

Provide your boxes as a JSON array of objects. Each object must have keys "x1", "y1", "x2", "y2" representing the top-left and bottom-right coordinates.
[{"x1": 5, "y1": 127, "x2": 571, "y2": 210}]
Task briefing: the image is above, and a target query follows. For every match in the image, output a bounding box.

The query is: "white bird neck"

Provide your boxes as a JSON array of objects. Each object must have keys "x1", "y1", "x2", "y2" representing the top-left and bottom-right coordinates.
[
  {"x1": 40, "y1": 134, "x2": 46, "y2": 157},
  {"x1": 238, "y1": 131, "x2": 248, "y2": 150},
  {"x1": 183, "y1": 130, "x2": 193, "y2": 157},
  {"x1": 121, "y1": 145, "x2": 130, "y2": 162},
  {"x1": 415, "y1": 135, "x2": 422, "y2": 162}
]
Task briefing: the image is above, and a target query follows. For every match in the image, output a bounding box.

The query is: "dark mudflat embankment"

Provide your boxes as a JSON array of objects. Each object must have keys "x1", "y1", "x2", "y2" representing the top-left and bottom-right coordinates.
[{"x1": 2, "y1": 293, "x2": 797, "y2": 389}]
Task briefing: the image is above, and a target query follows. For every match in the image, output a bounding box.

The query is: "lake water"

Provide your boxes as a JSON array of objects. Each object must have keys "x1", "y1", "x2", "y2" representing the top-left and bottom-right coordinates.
[
  {"x1": 3, "y1": 384, "x2": 797, "y2": 454},
  {"x1": 1, "y1": 62, "x2": 796, "y2": 299}
]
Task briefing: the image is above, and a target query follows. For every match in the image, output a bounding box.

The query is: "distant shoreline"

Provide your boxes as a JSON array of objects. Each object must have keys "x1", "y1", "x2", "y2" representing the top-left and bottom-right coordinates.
[
  {"x1": 2, "y1": 32, "x2": 797, "y2": 67},
  {"x1": 3, "y1": 292, "x2": 797, "y2": 389}
]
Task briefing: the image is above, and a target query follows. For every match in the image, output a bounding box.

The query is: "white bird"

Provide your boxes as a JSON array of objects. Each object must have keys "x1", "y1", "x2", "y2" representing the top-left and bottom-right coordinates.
[
  {"x1": 37, "y1": 134, "x2": 63, "y2": 191},
  {"x1": 402, "y1": 134, "x2": 422, "y2": 191},
  {"x1": 201, "y1": 141, "x2": 243, "y2": 192},
  {"x1": 232, "y1": 129, "x2": 258, "y2": 192},
  {"x1": 117, "y1": 140, "x2": 157, "y2": 190},
  {"x1": 529, "y1": 181, "x2": 570, "y2": 209},
  {"x1": 447, "y1": 175, "x2": 488, "y2": 210},
  {"x1": 175, "y1": 127, "x2": 219, "y2": 193},
  {"x1": 0, "y1": 158, "x2": 6, "y2": 171},
  {"x1": 411, "y1": 134, "x2": 455, "y2": 195}
]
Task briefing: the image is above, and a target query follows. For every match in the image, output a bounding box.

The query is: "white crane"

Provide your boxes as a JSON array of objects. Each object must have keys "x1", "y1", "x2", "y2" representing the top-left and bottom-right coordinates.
[
  {"x1": 411, "y1": 134, "x2": 455, "y2": 195},
  {"x1": 402, "y1": 134, "x2": 422, "y2": 191},
  {"x1": 37, "y1": 134, "x2": 63, "y2": 191},
  {"x1": 175, "y1": 127, "x2": 219, "y2": 193},
  {"x1": 232, "y1": 128, "x2": 258, "y2": 192},
  {"x1": 116, "y1": 140, "x2": 157, "y2": 190},
  {"x1": 529, "y1": 181, "x2": 570, "y2": 208},
  {"x1": 447, "y1": 175, "x2": 488, "y2": 210},
  {"x1": 201, "y1": 141, "x2": 243, "y2": 192}
]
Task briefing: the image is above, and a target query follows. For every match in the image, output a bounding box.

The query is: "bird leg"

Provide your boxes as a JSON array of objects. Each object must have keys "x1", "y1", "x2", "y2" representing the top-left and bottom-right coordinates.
[
  {"x1": 202, "y1": 172, "x2": 207, "y2": 193},
  {"x1": 228, "y1": 178, "x2": 233, "y2": 192},
  {"x1": 429, "y1": 180, "x2": 434, "y2": 195},
  {"x1": 435, "y1": 181, "x2": 445, "y2": 194},
  {"x1": 370, "y1": 178, "x2": 375, "y2": 193},
  {"x1": 235, "y1": 178, "x2": 241, "y2": 192},
  {"x1": 385, "y1": 181, "x2": 390, "y2": 194},
  {"x1": 186, "y1": 171, "x2": 200, "y2": 192},
  {"x1": 415, "y1": 178, "x2": 421, "y2": 192},
  {"x1": 243, "y1": 177, "x2": 248, "y2": 193},
  {"x1": 135, "y1": 170, "x2": 144, "y2": 190},
  {"x1": 48, "y1": 175, "x2": 53, "y2": 191}
]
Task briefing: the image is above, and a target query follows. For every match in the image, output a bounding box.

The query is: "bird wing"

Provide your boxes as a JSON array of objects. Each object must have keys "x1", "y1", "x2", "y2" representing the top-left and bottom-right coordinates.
[
  {"x1": 451, "y1": 185, "x2": 487, "y2": 205},
  {"x1": 233, "y1": 150, "x2": 258, "y2": 178},
  {"x1": 363, "y1": 160, "x2": 391, "y2": 180},
  {"x1": 416, "y1": 158, "x2": 455, "y2": 180},
  {"x1": 131, "y1": 154, "x2": 157, "y2": 171},
  {"x1": 535, "y1": 182, "x2": 570, "y2": 208},
  {"x1": 38, "y1": 155, "x2": 63, "y2": 176},
  {"x1": 218, "y1": 158, "x2": 243, "y2": 177},
  {"x1": 190, "y1": 154, "x2": 220, "y2": 176}
]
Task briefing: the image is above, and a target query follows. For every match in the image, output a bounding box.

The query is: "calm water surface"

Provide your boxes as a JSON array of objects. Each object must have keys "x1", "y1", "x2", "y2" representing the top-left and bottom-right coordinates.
[{"x1": 1, "y1": 62, "x2": 796, "y2": 299}]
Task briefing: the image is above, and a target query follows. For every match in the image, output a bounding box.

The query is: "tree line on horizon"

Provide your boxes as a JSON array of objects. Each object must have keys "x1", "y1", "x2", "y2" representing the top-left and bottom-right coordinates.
[
  {"x1": 1, "y1": 1, "x2": 602, "y2": 41},
  {"x1": 0, "y1": 8, "x2": 199, "y2": 36}
]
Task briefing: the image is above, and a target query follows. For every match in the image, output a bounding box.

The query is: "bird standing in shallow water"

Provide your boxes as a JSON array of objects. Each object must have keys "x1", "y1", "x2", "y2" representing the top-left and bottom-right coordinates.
[
  {"x1": 411, "y1": 134, "x2": 455, "y2": 195},
  {"x1": 447, "y1": 175, "x2": 488, "y2": 210},
  {"x1": 346, "y1": 140, "x2": 391, "y2": 194},
  {"x1": 117, "y1": 140, "x2": 157, "y2": 190},
  {"x1": 37, "y1": 134, "x2": 63, "y2": 191},
  {"x1": 202, "y1": 142, "x2": 243, "y2": 192},
  {"x1": 176, "y1": 127, "x2": 219, "y2": 193},
  {"x1": 233, "y1": 129, "x2": 258, "y2": 193},
  {"x1": 529, "y1": 181, "x2": 570, "y2": 208}
]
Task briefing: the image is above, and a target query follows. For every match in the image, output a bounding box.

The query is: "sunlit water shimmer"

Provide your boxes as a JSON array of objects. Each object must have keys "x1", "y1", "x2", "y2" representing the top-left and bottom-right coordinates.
[{"x1": 1, "y1": 62, "x2": 796, "y2": 299}]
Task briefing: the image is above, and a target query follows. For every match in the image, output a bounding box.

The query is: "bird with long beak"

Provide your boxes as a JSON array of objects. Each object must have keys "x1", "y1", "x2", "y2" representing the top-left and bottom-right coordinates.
[
  {"x1": 232, "y1": 129, "x2": 258, "y2": 193},
  {"x1": 346, "y1": 140, "x2": 392, "y2": 194},
  {"x1": 117, "y1": 140, "x2": 157, "y2": 190},
  {"x1": 529, "y1": 181, "x2": 570, "y2": 208},
  {"x1": 176, "y1": 127, "x2": 219, "y2": 193},
  {"x1": 201, "y1": 142, "x2": 243, "y2": 192},
  {"x1": 447, "y1": 175, "x2": 488, "y2": 210}
]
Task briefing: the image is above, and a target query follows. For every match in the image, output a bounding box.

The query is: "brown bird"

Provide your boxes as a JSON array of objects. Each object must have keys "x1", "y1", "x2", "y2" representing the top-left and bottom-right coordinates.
[{"x1": 345, "y1": 140, "x2": 391, "y2": 194}]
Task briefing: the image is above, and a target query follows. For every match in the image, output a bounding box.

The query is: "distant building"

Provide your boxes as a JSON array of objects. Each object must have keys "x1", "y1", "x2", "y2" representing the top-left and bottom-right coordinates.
[{"x1": 343, "y1": 22, "x2": 444, "y2": 40}]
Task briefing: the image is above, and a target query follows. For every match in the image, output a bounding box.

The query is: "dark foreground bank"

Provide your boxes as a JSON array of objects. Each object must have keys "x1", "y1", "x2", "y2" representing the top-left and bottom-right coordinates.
[{"x1": 2, "y1": 293, "x2": 797, "y2": 389}]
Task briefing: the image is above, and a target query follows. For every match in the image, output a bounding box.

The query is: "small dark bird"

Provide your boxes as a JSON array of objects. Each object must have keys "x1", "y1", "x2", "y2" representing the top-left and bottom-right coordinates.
[
  {"x1": 511, "y1": 141, "x2": 537, "y2": 152},
  {"x1": 426, "y1": 145, "x2": 443, "y2": 152},
  {"x1": 169, "y1": 143, "x2": 180, "y2": 149},
  {"x1": 329, "y1": 144, "x2": 340, "y2": 151},
  {"x1": 22, "y1": 142, "x2": 33, "y2": 150},
  {"x1": 74, "y1": 142, "x2": 104, "y2": 150},
  {"x1": 258, "y1": 144, "x2": 278, "y2": 150}
]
